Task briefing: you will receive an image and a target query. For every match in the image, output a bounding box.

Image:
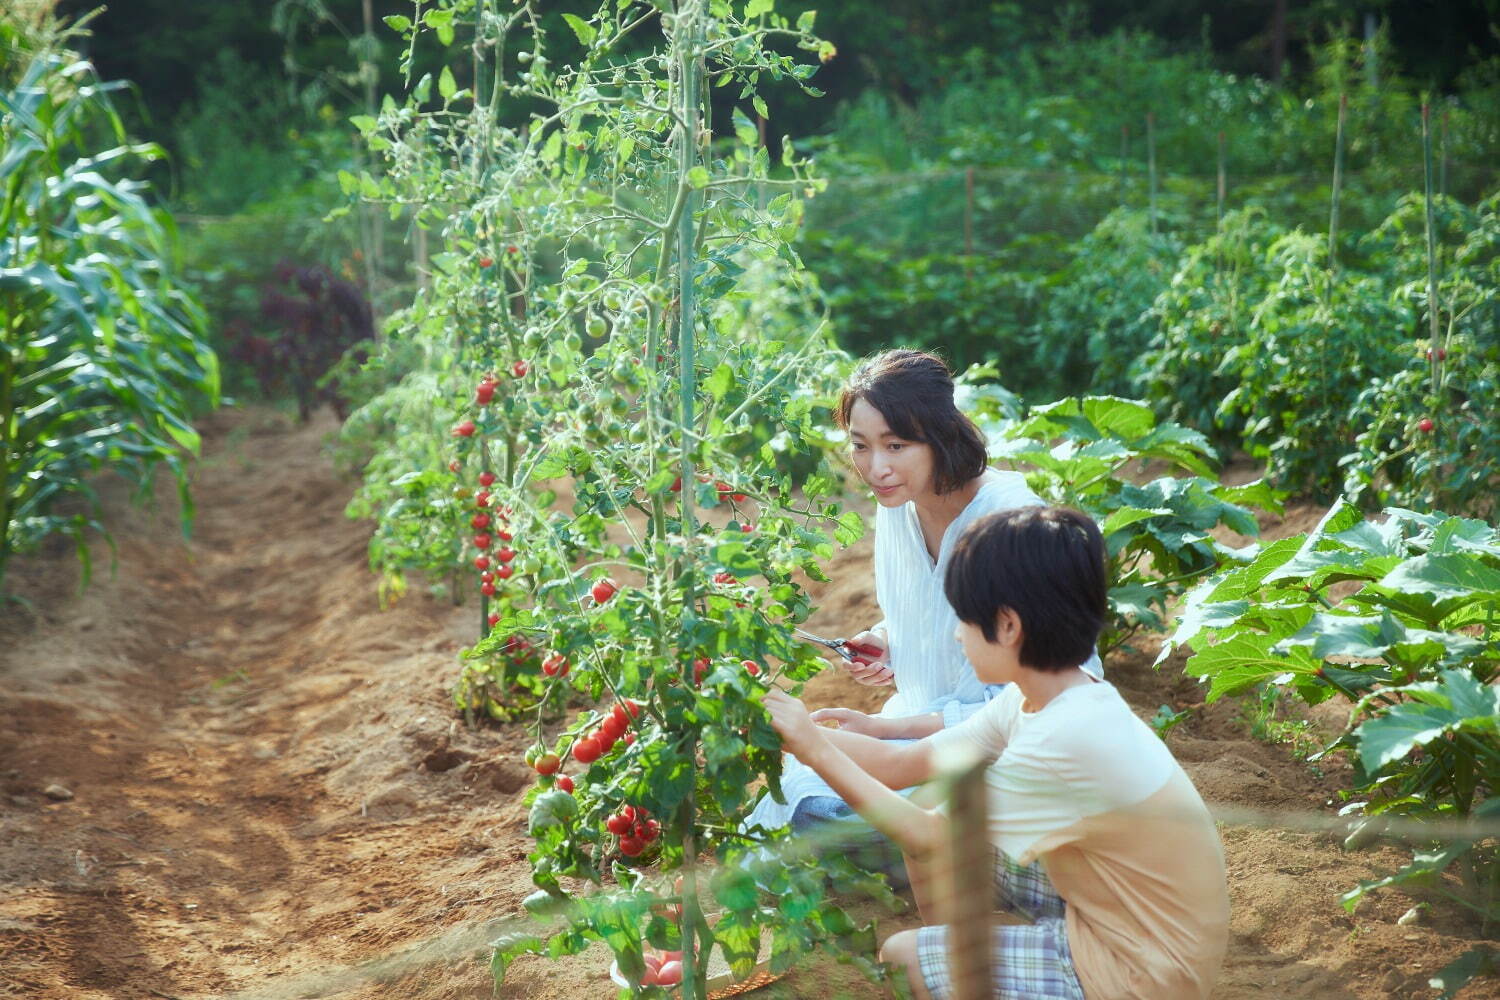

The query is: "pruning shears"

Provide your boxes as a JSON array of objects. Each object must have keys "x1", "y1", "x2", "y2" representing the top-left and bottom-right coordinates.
[{"x1": 793, "y1": 628, "x2": 884, "y2": 666}]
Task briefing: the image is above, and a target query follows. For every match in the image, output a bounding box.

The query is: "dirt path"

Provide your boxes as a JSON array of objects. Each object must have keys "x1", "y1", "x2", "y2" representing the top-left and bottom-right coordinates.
[{"x1": 0, "y1": 407, "x2": 1491, "y2": 999}]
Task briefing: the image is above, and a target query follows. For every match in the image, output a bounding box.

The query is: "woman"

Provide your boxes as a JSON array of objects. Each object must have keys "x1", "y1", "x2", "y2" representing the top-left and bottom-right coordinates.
[{"x1": 747, "y1": 349, "x2": 1102, "y2": 835}]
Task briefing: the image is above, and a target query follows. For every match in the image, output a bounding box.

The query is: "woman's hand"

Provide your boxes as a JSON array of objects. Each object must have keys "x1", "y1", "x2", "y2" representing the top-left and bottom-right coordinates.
[
  {"x1": 764, "y1": 690, "x2": 827, "y2": 760},
  {"x1": 843, "y1": 629, "x2": 893, "y2": 686},
  {"x1": 808, "y1": 707, "x2": 890, "y2": 739}
]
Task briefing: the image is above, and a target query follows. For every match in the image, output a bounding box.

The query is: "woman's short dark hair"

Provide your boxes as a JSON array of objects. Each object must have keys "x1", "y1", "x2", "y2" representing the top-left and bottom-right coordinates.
[
  {"x1": 835, "y1": 350, "x2": 988, "y2": 496},
  {"x1": 943, "y1": 506, "x2": 1106, "y2": 672}
]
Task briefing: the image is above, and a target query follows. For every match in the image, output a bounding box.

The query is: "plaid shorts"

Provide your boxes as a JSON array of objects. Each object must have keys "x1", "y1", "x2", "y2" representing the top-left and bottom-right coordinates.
[{"x1": 915, "y1": 848, "x2": 1086, "y2": 1000}]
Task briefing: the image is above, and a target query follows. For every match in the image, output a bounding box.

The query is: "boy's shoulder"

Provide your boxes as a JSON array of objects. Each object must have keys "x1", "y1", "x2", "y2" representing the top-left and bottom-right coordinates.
[{"x1": 1013, "y1": 683, "x2": 1175, "y2": 776}]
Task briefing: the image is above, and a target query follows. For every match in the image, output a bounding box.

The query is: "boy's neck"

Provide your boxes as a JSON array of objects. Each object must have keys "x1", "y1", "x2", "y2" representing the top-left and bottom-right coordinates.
[{"x1": 1014, "y1": 664, "x2": 1096, "y2": 713}]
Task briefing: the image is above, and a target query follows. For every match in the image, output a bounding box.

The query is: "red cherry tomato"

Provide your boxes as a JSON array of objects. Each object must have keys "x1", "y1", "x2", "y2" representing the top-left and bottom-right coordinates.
[
  {"x1": 572, "y1": 737, "x2": 602, "y2": 764},
  {"x1": 478, "y1": 471, "x2": 496, "y2": 487},
  {"x1": 591, "y1": 578, "x2": 618, "y2": 604},
  {"x1": 618, "y1": 836, "x2": 645, "y2": 857},
  {"x1": 555, "y1": 774, "x2": 574, "y2": 793},
  {"x1": 473, "y1": 555, "x2": 490, "y2": 570}
]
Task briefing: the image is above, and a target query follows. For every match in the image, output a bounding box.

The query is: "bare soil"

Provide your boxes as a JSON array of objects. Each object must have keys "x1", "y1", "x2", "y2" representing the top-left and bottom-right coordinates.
[{"x1": 0, "y1": 406, "x2": 1493, "y2": 999}]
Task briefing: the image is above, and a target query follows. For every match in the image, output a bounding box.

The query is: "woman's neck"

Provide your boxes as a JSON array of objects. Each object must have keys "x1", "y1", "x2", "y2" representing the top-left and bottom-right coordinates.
[{"x1": 912, "y1": 474, "x2": 986, "y2": 557}]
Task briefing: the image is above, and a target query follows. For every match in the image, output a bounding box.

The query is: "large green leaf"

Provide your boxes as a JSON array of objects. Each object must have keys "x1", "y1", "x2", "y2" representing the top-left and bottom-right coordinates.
[
  {"x1": 1353, "y1": 669, "x2": 1500, "y2": 773},
  {"x1": 1376, "y1": 554, "x2": 1500, "y2": 621},
  {"x1": 1184, "y1": 632, "x2": 1322, "y2": 701}
]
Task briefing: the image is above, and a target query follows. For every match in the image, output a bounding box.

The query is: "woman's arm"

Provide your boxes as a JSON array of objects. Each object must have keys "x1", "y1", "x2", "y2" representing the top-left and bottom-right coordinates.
[
  {"x1": 809, "y1": 707, "x2": 943, "y2": 740},
  {"x1": 765, "y1": 691, "x2": 945, "y2": 859}
]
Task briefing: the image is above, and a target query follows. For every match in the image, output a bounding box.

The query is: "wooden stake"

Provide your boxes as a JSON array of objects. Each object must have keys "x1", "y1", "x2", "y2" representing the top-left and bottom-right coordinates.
[
  {"x1": 1329, "y1": 94, "x2": 1347, "y2": 276},
  {"x1": 1146, "y1": 112, "x2": 1158, "y2": 234},
  {"x1": 1439, "y1": 106, "x2": 1449, "y2": 198},
  {"x1": 946, "y1": 755, "x2": 992, "y2": 1000},
  {"x1": 1421, "y1": 103, "x2": 1441, "y2": 385},
  {"x1": 1216, "y1": 130, "x2": 1226, "y2": 229},
  {"x1": 964, "y1": 166, "x2": 974, "y2": 280}
]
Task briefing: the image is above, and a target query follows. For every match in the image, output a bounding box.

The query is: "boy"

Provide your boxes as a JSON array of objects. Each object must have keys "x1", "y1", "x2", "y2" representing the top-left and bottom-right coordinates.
[{"x1": 764, "y1": 506, "x2": 1228, "y2": 999}]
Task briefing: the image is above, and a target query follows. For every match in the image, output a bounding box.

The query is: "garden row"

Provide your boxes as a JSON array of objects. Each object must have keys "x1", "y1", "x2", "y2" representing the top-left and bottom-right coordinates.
[{"x1": 330, "y1": 1, "x2": 1497, "y2": 996}]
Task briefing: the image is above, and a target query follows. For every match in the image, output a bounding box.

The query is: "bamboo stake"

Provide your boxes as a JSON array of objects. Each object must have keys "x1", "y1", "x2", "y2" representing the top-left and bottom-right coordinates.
[
  {"x1": 1422, "y1": 103, "x2": 1441, "y2": 383},
  {"x1": 673, "y1": 7, "x2": 707, "y2": 998},
  {"x1": 1439, "y1": 106, "x2": 1449, "y2": 198},
  {"x1": 964, "y1": 165, "x2": 974, "y2": 280},
  {"x1": 1329, "y1": 93, "x2": 1347, "y2": 277},
  {"x1": 1146, "y1": 112, "x2": 1158, "y2": 235},
  {"x1": 1216, "y1": 130, "x2": 1226, "y2": 229},
  {"x1": 1421, "y1": 101, "x2": 1443, "y2": 507}
]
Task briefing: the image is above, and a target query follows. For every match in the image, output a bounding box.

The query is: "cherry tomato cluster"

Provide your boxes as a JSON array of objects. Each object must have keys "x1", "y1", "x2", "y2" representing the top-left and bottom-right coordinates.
[
  {"x1": 572, "y1": 699, "x2": 642, "y2": 765},
  {"x1": 525, "y1": 749, "x2": 575, "y2": 793},
  {"x1": 469, "y1": 481, "x2": 517, "y2": 605},
  {"x1": 687, "y1": 656, "x2": 763, "y2": 685},
  {"x1": 454, "y1": 367, "x2": 528, "y2": 437},
  {"x1": 606, "y1": 802, "x2": 661, "y2": 857}
]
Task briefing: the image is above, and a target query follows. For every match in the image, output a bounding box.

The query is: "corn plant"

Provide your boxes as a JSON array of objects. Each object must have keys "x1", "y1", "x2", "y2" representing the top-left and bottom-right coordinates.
[{"x1": 0, "y1": 45, "x2": 217, "y2": 596}]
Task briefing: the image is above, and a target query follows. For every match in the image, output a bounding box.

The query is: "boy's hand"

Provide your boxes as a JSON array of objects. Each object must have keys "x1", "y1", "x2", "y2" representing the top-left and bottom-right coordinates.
[
  {"x1": 764, "y1": 690, "x2": 826, "y2": 759},
  {"x1": 809, "y1": 707, "x2": 889, "y2": 739},
  {"x1": 843, "y1": 630, "x2": 893, "y2": 686}
]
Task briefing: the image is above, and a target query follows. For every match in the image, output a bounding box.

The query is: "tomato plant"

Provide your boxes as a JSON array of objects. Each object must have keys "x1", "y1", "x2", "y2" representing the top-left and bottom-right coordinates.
[{"x1": 349, "y1": 1, "x2": 893, "y2": 995}]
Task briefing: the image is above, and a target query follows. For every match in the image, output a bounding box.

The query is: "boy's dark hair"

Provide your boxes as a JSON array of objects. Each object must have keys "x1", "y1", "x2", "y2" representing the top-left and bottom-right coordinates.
[
  {"x1": 835, "y1": 349, "x2": 988, "y2": 496},
  {"x1": 943, "y1": 506, "x2": 1106, "y2": 671}
]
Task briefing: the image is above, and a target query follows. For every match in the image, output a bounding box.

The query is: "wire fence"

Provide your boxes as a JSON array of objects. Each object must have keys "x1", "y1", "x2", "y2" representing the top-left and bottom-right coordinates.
[{"x1": 211, "y1": 763, "x2": 1499, "y2": 1000}]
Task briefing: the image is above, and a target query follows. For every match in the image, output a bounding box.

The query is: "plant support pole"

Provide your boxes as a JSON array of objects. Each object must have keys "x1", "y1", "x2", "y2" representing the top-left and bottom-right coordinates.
[
  {"x1": 1329, "y1": 93, "x2": 1347, "y2": 277},
  {"x1": 1421, "y1": 103, "x2": 1441, "y2": 387},
  {"x1": 1146, "y1": 112, "x2": 1158, "y2": 235},
  {"x1": 1216, "y1": 130, "x2": 1226, "y2": 229},
  {"x1": 673, "y1": 7, "x2": 707, "y2": 999}
]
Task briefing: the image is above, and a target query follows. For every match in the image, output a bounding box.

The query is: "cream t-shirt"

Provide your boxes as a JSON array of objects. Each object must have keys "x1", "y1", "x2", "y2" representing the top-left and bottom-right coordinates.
[{"x1": 927, "y1": 680, "x2": 1229, "y2": 1000}]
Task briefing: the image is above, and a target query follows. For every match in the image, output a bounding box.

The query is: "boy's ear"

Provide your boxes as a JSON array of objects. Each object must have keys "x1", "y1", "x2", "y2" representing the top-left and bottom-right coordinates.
[{"x1": 993, "y1": 608, "x2": 1023, "y2": 649}]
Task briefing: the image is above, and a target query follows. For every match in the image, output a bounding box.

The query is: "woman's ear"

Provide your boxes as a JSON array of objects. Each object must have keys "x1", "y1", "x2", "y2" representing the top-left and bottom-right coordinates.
[{"x1": 993, "y1": 608, "x2": 1023, "y2": 651}]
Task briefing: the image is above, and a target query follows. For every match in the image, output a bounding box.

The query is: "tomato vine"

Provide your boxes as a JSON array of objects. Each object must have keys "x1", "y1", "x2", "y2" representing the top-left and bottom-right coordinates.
[{"x1": 348, "y1": 1, "x2": 891, "y2": 995}]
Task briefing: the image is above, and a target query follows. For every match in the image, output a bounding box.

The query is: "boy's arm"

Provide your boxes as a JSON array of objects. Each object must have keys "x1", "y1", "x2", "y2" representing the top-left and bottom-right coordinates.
[{"x1": 765, "y1": 691, "x2": 945, "y2": 860}]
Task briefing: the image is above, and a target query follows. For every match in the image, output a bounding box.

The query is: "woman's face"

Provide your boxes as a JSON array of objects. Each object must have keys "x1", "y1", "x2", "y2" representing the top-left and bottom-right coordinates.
[{"x1": 847, "y1": 397, "x2": 935, "y2": 507}]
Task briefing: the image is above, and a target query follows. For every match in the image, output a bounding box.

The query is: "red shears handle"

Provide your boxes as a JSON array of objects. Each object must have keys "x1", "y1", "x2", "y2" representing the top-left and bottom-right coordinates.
[{"x1": 843, "y1": 639, "x2": 885, "y2": 665}]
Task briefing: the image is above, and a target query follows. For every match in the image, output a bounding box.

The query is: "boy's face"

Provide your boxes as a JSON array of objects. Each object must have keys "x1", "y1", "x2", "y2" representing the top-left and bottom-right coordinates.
[
  {"x1": 846, "y1": 397, "x2": 934, "y2": 508},
  {"x1": 955, "y1": 611, "x2": 1022, "y2": 685}
]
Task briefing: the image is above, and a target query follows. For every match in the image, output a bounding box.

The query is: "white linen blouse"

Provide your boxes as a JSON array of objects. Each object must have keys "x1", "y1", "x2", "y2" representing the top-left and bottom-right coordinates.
[{"x1": 748, "y1": 470, "x2": 1103, "y2": 831}]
